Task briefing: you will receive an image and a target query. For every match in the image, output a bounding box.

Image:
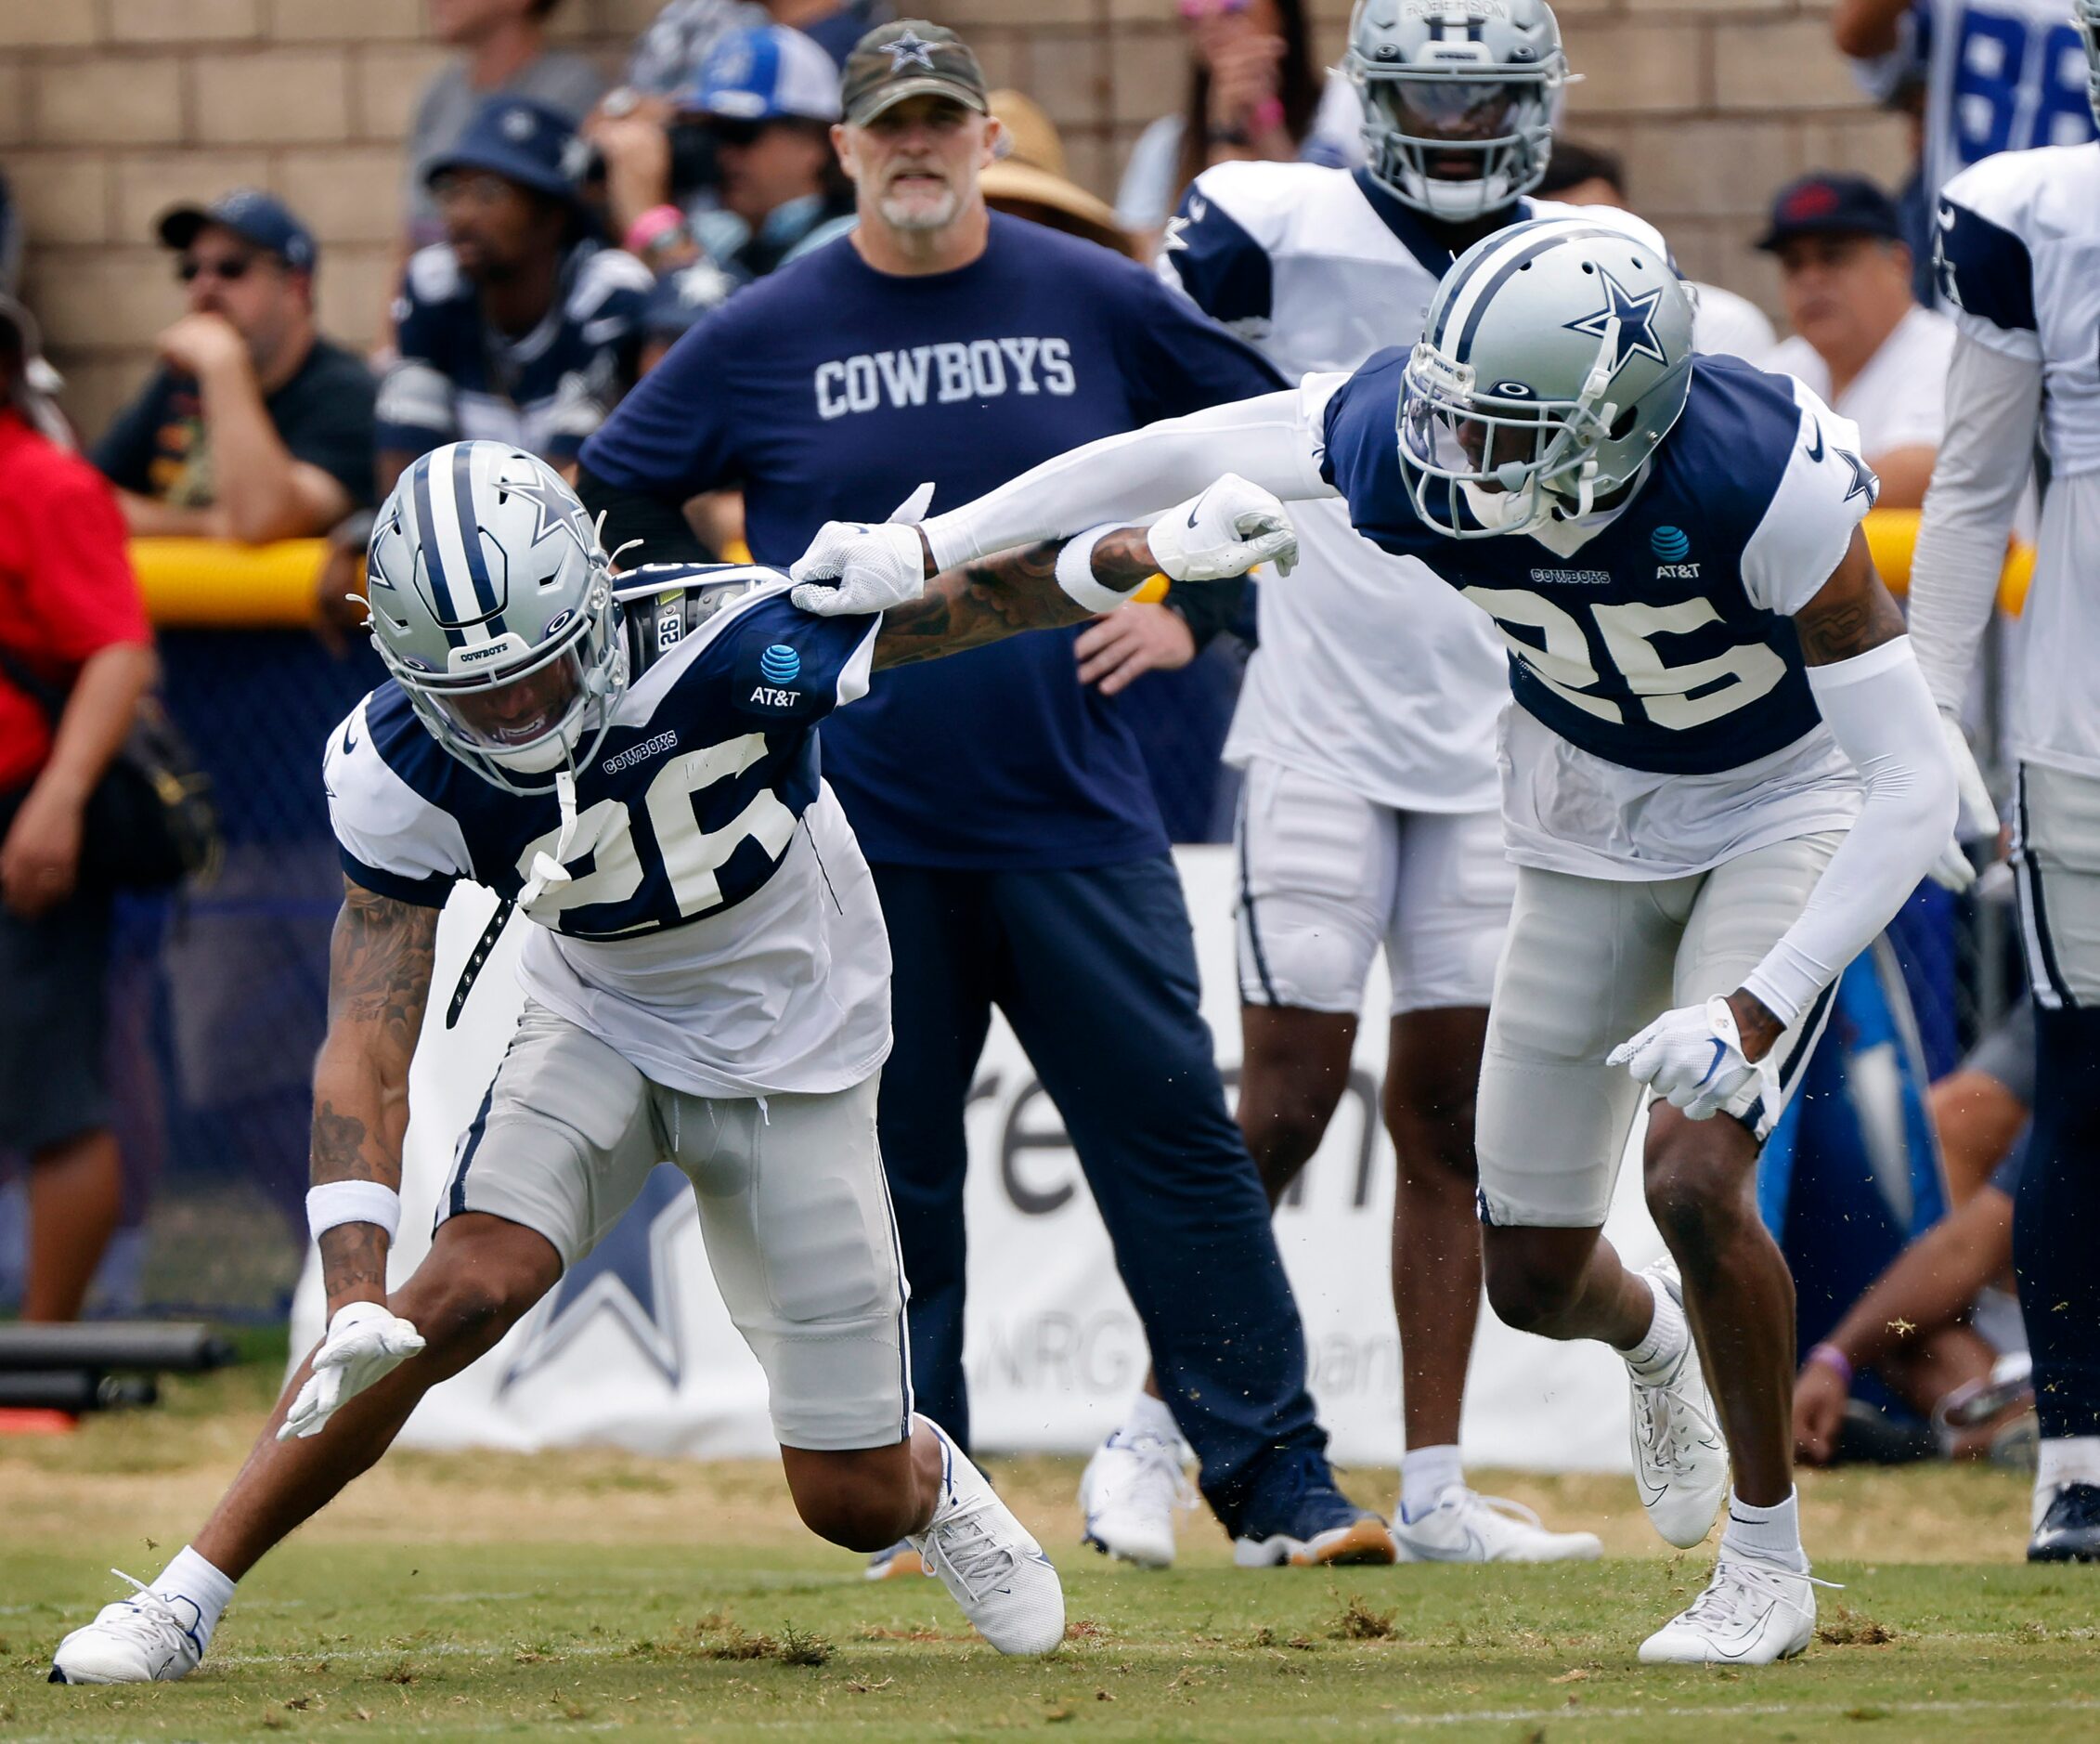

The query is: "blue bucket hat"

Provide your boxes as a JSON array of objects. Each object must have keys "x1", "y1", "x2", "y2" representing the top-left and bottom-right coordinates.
[{"x1": 425, "y1": 96, "x2": 590, "y2": 208}]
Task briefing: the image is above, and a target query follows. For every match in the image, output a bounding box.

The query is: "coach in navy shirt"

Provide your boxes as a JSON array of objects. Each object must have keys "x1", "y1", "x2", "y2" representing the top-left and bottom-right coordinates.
[{"x1": 582, "y1": 21, "x2": 1385, "y2": 1569}]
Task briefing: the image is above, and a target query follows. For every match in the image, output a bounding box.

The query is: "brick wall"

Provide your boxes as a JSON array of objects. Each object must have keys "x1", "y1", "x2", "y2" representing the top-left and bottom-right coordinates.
[{"x1": 4, "y1": 0, "x2": 1902, "y2": 441}]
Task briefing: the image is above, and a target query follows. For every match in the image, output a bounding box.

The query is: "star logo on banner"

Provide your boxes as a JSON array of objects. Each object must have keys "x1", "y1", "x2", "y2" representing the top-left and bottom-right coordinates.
[
  {"x1": 507, "y1": 468, "x2": 599, "y2": 560},
  {"x1": 1837, "y1": 447, "x2": 1880, "y2": 506},
  {"x1": 500, "y1": 1166, "x2": 694, "y2": 1393},
  {"x1": 1561, "y1": 267, "x2": 1668, "y2": 377},
  {"x1": 886, "y1": 30, "x2": 938, "y2": 72}
]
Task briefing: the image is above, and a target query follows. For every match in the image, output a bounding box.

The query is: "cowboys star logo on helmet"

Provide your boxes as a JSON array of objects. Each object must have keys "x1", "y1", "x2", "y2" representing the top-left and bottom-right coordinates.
[{"x1": 1560, "y1": 267, "x2": 1669, "y2": 376}]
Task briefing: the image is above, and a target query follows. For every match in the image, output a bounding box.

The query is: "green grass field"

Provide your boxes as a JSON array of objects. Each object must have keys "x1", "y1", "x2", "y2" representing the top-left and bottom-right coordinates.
[{"x1": 5, "y1": 1346, "x2": 2095, "y2": 1742}]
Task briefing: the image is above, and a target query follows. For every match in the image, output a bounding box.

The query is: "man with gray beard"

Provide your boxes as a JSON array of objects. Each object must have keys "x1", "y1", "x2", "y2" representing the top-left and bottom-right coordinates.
[{"x1": 579, "y1": 20, "x2": 1388, "y2": 1576}]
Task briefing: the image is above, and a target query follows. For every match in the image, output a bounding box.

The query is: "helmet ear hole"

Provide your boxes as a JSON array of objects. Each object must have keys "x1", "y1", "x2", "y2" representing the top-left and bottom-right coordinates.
[{"x1": 1609, "y1": 406, "x2": 1640, "y2": 440}]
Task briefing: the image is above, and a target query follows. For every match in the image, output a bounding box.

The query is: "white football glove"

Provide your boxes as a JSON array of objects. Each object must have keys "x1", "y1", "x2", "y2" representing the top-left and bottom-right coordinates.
[
  {"x1": 1145, "y1": 473, "x2": 1299, "y2": 583},
  {"x1": 1609, "y1": 995, "x2": 1774, "y2": 1122},
  {"x1": 789, "y1": 482, "x2": 936, "y2": 617},
  {"x1": 1926, "y1": 709, "x2": 1998, "y2": 892},
  {"x1": 278, "y1": 1300, "x2": 425, "y2": 1442}
]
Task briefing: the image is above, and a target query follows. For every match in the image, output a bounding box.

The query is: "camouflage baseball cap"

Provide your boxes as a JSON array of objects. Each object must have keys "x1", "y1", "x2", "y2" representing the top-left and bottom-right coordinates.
[{"x1": 841, "y1": 20, "x2": 988, "y2": 125}]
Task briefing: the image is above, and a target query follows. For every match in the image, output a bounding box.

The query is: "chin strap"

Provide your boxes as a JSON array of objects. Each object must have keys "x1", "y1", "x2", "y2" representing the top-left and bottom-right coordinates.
[
  {"x1": 519, "y1": 767, "x2": 582, "y2": 915},
  {"x1": 447, "y1": 764, "x2": 585, "y2": 1030}
]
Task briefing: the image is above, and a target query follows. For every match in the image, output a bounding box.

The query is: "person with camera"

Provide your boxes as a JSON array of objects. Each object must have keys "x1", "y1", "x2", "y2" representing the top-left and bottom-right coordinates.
[
  {"x1": 377, "y1": 98, "x2": 654, "y2": 491},
  {"x1": 0, "y1": 295, "x2": 157, "y2": 1324}
]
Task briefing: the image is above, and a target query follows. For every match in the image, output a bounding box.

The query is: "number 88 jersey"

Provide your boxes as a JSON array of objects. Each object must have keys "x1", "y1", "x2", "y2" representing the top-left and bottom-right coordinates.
[
  {"x1": 323, "y1": 566, "x2": 893, "y2": 1099},
  {"x1": 1316, "y1": 350, "x2": 1881, "y2": 879}
]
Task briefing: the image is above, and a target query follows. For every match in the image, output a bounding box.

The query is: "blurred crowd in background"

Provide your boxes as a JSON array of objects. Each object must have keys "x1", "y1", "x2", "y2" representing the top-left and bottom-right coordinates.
[{"x1": 0, "y1": 0, "x2": 2086, "y2": 1471}]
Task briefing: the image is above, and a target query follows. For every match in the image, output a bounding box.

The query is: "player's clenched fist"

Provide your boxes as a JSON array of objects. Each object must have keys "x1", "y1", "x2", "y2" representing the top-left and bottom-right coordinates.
[
  {"x1": 1146, "y1": 473, "x2": 1298, "y2": 583},
  {"x1": 1609, "y1": 995, "x2": 1772, "y2": 1122},
  {"x1": 278, "y1": 1301, "x2": 426, "y2": 1441}
]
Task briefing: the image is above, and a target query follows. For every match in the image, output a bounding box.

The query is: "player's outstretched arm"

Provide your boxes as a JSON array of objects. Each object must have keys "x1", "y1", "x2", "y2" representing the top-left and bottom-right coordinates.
[
  {"x1": 787, "y1": 388, "x2": 1338, "y2": 618},
  {"x1": 870, "y1": 479, "x2": 1296, "y2": 670},
  {"x1": 1614, "y1": 532, "x2": 1957, "y2": 1113},
  {"x1": 279, "y1": 879, "x2": 440, "y2": 1441}
]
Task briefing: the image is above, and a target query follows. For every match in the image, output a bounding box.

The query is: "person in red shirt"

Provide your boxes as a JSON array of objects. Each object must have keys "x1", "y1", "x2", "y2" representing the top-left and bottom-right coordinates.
[{"x1": 0, "y1": 295, "x2": 158, "y2": 1322}]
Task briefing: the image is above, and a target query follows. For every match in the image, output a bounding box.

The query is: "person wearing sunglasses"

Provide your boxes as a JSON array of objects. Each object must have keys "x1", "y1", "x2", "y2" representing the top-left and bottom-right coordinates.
[
  {"x1": 622, "y1": 21, "x2": 858, "y2": 345},
  {"x1": 90, "y1": 189, "x2": 377, "y2": 545}
]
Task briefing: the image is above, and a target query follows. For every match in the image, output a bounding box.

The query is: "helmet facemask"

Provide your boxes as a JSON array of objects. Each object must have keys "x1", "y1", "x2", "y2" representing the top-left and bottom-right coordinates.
[
  {"x1": 1356, "y1": 68, "x2": 1558, "y2": 220},
  {"x1": 389, "y1": 581, "x2": 626, "y2": 794},
  {"x1": 1395, "y1": 331, "x2": 1636, "y2": 540},
  {"x1": 381, "y1": 572, "x2": 626, "y2": 794}
]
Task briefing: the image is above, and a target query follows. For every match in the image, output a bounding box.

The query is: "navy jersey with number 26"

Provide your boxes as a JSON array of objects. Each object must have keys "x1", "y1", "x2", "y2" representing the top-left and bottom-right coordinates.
[{"x1": 323, "y1": 568, "x2": 893, "y2": 1100}]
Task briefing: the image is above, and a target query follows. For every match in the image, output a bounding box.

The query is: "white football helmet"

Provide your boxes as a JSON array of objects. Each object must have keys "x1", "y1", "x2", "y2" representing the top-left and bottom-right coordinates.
[
  {"x1": 1397, "y1": 216, "x2": 1695, "y2": 538},
  {"x1": 364, "y1": 441, "x2": 625, "y2": 793},
  {"x1": 1344, "y1": 0, "x2": 1568, "y2": 221}
]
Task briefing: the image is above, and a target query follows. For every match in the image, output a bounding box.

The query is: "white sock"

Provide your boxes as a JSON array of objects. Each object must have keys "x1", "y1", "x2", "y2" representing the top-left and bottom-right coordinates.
[
  {"x1": 151, "y1": 1545, "x2": 236, "y2": 1641},
  {"x1": 1400, "y1": 1444, "x2": 1465, "y2": 1522},
  {"x1": 1720, "y1": 1489, "x2": 1807, "y2": 1572},
  {"x1": 1619, "y1": 1270, "x2": 1690, "y2": 1384},
  {"x1": 1118, "y1": 1391, "x2": 1182, "y2": 1448},
  {"x1": 2037, "y1": 1435, "x2": 2100, "y2": 1493}
]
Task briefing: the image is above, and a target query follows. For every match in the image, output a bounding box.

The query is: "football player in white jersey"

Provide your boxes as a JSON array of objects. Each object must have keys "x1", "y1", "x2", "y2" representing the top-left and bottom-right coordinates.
[
  {"x1": 1909, "y1": 0, "x2": 2100, "y2": 1560},
  {"x1": 796, "y1": 218, "x2": 1968, "y2": 1660},
  {"x1": 1835, "y1": 0, "x2": 2098, "y2": 218},
  {"x1": 46, "y1": 441, "x2": 1297, "y2": 1685},
  {"x1": 1077, "y1": 0, "x2": 1624, "y2": 1569}
]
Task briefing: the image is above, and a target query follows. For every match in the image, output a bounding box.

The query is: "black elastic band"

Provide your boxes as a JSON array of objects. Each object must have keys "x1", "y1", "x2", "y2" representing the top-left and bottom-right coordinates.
[{"x1": 447, "y1": 898, "x2": 514, "y2": 1029}]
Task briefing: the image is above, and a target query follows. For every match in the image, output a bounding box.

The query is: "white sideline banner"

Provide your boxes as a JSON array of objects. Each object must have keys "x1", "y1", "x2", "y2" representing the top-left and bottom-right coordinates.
[{"x1": 292, "y1": 848, "x2": 1662, "y2": 1472}]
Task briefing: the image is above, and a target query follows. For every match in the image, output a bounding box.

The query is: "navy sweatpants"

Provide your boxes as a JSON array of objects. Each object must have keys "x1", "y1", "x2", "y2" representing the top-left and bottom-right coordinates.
[{"x1": 871, "y1": 855, "x2": 1327, "y2": 1535}]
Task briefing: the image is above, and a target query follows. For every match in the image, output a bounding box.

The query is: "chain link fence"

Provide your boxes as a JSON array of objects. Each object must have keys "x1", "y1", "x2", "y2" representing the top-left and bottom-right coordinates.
[{"x1": 0, "y1": 605, "x2": 2019, "y2": 1320}]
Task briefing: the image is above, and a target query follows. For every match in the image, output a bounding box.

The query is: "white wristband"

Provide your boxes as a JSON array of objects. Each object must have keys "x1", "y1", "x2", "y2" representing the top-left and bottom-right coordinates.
[
  {"x1": 1056, "y1": 524, "x2": 1144, "y2": 615},
  {"x1": 307, "y1": 1180, "x2": 402, "y2": 1243}
]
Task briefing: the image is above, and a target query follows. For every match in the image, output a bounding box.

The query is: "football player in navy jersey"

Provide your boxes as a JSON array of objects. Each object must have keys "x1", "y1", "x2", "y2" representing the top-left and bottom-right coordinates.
[
  {"x1": 797, "y1": 218, "x2": 1972, "y2": 1661},
  {"x1": 1118, "y1": 0, "x2": 1646, "y2": 1568},
  {"x1": 45, "y1": 440, "x2": 1298, "y2": 1686},
  {"x1": 1911, "y1": 1, "x2": 2100, "y2": 1560},
  {"x1": 583, "y1": 20, "x2": 1399, "y2": 1580}
]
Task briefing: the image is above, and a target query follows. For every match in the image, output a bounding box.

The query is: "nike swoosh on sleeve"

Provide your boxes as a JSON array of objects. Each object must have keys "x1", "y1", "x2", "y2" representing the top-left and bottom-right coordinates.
[{"x1": 1803, "y1": 420, "x2": 1824, "y2": 463}]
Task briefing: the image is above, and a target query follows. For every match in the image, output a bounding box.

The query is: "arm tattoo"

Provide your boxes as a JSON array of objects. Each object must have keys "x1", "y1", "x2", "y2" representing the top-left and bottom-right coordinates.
[
  {"x1": 327, "y1": 879, "x2": 439, "y2": 1047},
  {"x1": 875, "y1": 538, "x2": 1084, "y2": 668},
  {"x1": 873, "y1": 527, "x2": 1161, "y2": 669},
  {"x1": 311, "y1": 881, "x2": 435, "y2": 1303},
  {"x1": 318, "y1": 1222, "x2": 388, "y2": 1301},
  {"x1": 311, "y1": 1099, "x2": 370, "y2": 1179},
  {"x1": 1794, "y1": 530, "x2": 1909, "y2": 665}
]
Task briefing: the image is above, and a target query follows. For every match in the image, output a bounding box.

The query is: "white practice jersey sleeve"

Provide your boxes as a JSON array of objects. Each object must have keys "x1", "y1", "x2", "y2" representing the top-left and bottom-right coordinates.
[
  {"x1": 1744, "y1": 638, "x2": 1958, "y2": 1026},
  {"x1": 323, "y1": 696, "x2": 474, "y2": 906},
  {"x1": 1922, "y1": 141, "x2": 2100, "y2": 774},
  {"x1": 1739, "y1": 379, "x2": 1877, "y2": 618},
  {"x1": 921, "y1": 383, "x2": 1341, "y2": 575},
  {"x1": 1908, "y1": 333, "x2": 2042, "y2": 714}
]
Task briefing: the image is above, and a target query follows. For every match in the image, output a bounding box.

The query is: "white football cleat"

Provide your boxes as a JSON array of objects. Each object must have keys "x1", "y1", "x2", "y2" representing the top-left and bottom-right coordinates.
[
  {"x1": 1638, "y1": 1555, "x2": 1820, "y2": 1665},
  {"x1": 1627, "y1": 1257, "x2": 1729, "y2": 1548},
  {"x1": 1389, "y1": 1488, "x2": 1603, "y2": 1564},
  {"x1": 50, "y1": 1573, "x2": 210, "y2": 1685},
  {"x1": 1079, "y1": 1431, "x2": 1195, "y2": 1569},
  {"x1": 909, "y1": 1419, "x2": 1065, "y2": 1656}
]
